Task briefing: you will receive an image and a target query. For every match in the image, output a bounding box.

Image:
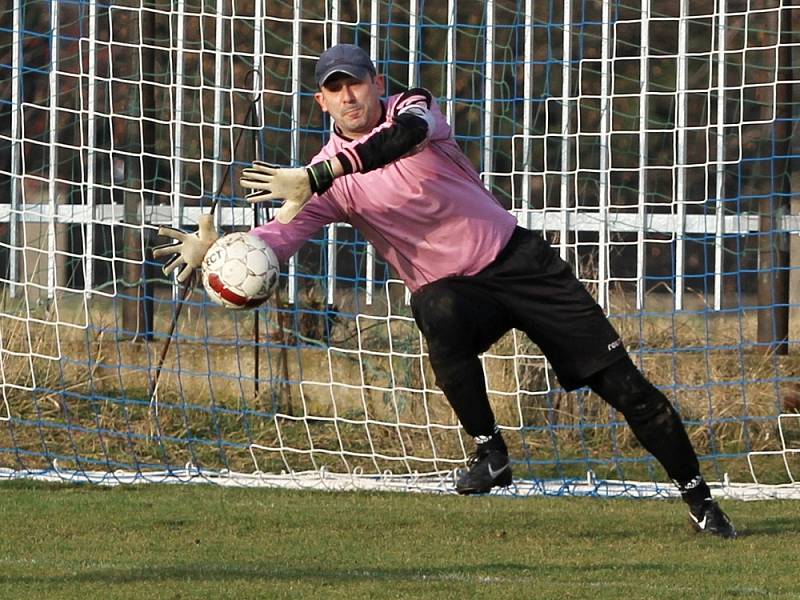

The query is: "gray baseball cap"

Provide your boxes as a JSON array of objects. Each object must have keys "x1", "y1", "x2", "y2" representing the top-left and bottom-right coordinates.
[{"x1": 315, "y1": 44, "x2": 376, "y2": 88}]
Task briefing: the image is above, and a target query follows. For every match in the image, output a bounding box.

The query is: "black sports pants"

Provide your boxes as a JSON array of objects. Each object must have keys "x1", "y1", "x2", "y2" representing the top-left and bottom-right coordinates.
[{"x1": 410, "y1": 227, "x2": 701, "y2": 486}]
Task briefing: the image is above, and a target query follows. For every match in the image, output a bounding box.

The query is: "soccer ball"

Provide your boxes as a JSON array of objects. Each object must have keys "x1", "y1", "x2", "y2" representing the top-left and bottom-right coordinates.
[{"x1": 201, "y1": 232, "x2": 279, "y2": 310}]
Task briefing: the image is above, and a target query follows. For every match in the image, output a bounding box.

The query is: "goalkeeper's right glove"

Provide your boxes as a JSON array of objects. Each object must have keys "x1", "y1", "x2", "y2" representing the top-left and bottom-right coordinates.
[
  {"x1": 151, "y1": 213, "x2": 219, "y2": 283},
  {"x1": 240, "y1": 160, "x2": 337, "y2": 224}
]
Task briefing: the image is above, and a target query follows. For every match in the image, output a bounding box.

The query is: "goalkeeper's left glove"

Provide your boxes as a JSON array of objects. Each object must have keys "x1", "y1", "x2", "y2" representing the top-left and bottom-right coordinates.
[
  {"x1": 151, "y1": 213, "x2": 219, "y2": 283},
  {"x1": 239, "y1": 160, "x2": 336, "y2": 224}
]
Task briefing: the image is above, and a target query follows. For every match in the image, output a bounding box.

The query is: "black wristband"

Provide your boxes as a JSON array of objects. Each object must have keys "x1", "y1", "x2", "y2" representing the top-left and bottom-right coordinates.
[{"x1": 306, "y1": 160, "x2": 336, "y2": 195}]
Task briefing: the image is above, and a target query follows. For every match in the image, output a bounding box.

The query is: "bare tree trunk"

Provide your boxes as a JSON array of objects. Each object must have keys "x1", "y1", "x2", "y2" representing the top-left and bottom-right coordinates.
[
  {"x1": 119, "y1": 2, "x2": 153, "y2": 340},
  {"x1": 756, "y1": 7, "x2": 792, "y2": 355}
]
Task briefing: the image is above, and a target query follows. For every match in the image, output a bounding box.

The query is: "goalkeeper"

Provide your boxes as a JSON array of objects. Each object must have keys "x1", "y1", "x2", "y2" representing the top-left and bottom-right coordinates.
[{"x1": 157, "y1": 44, "x2": 735, "y2": 538}]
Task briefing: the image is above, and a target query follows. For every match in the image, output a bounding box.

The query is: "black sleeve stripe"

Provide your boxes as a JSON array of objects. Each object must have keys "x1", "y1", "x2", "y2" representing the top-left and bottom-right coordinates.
[
  {"x1": 342, "y1": 145, "x2": 362, "y2": 172},
  {"x1": 334, "y1": 150, "x2": 354, "y2": 175},
  {"x1": 391, "y1": 88, "x2": 432, "y2": 117},
  {"x1": 395, "y1": 93, "x2": 428, "y2": 110}
]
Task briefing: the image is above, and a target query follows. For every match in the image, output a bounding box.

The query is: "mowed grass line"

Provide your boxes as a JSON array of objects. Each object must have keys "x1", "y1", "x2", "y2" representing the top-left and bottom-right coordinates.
[{"x1": 0, "y1": 481, "x2": 797, "y2": 599}]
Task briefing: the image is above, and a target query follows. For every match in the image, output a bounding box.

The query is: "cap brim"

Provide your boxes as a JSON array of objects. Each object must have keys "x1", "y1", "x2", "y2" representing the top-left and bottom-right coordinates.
[{"x1": 318, "y1": 65, "x2": 371, "y2": 87}]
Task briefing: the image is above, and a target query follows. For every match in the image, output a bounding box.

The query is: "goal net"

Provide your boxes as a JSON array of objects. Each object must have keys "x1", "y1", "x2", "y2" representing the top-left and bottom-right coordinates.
[{"x1": 1, "y1": 0, "x2": 799, "y2": 498}]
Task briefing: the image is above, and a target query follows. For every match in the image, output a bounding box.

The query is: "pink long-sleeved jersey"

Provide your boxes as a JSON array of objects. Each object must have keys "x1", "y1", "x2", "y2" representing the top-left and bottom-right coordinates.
[{"x1": 249, "y1": 90, "x2": 517, "y2": 292}]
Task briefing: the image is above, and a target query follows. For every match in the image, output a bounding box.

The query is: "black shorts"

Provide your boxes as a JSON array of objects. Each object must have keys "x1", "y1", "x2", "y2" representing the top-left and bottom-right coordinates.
[{"x1": 411, "y1": 226, "x2": 627, "y2": 391}]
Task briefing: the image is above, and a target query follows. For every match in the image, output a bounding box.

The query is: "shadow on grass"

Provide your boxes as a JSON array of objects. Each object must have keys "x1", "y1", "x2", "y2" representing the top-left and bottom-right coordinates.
[
  {"x1": 0, "y1": 480, "x2": 143, "y2": 494},
  {"x1": 731, "y1": 516, "x2": 800, "y2": 538},
  {"x1": 0, "y1": 559, "x2": 685, "y2": 587},
  {"x1": 0, "y1": 563, "x2": 537, "y2": 586}
]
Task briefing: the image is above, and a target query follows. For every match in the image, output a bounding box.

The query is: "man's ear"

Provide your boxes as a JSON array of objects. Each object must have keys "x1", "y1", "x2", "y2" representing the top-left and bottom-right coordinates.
[
  {"x1": 314, "y1": 91, "x2": 328, "y2": 112},
  {"x1": 375, "y1": 74, "x2": 385, "y2": 95}
]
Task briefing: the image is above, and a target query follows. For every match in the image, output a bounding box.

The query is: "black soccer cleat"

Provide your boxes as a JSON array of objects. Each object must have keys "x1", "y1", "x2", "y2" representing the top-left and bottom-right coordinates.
[
  {"x1": 688, "y1": 499, "x2": 737, "y2": 539},
  {"x1": 455, "y1": 435, "x2": 512, "y2": 495}
]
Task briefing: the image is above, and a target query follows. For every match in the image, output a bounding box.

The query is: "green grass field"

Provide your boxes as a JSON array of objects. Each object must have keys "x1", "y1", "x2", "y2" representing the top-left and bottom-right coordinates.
[{"x1": 0, "y1": 481, "x2": 797, "y2": 599}]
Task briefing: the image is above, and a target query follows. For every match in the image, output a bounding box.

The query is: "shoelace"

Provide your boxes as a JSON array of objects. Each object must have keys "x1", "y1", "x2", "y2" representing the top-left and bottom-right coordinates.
[{"x1": 466, "y1": 446, "x2": 490, "y2": 466}]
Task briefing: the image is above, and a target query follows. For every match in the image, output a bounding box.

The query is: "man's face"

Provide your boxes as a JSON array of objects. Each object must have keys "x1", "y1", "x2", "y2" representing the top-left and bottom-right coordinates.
[{"x1": 314, "y1": 73, "x2": 385, "y2": 139}]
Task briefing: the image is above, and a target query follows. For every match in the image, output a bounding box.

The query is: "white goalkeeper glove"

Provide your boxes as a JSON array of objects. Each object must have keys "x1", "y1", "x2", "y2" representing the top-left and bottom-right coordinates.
[
  {"x1": 152, "y1": 213, "x2": 219, "y2": 283},
  {"x1": 240, "y1": 160, "x2": 336, "y2": 224}
]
